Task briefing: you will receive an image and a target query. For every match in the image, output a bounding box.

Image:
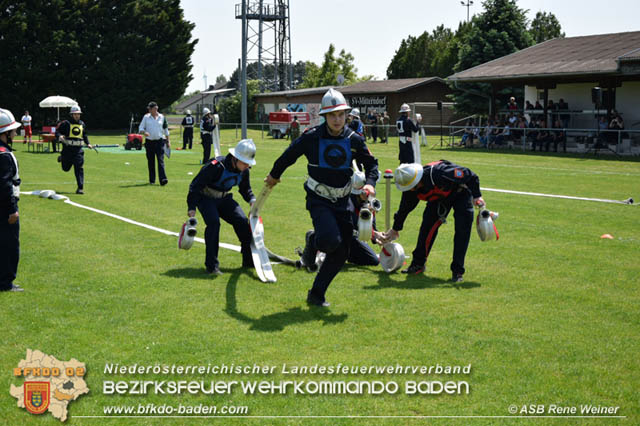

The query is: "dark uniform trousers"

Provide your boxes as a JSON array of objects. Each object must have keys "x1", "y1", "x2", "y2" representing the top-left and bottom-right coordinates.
[
  {"x1": 306, "y1": 196, "x2": 354, "y2": 302},
  {"x1": 144, "y1": 140, "x2": 167, "y2": 184},
  {"x1": 0, "y1": 217, "x2": 19, "y2": 290},
  {"x1": 61, "y1": 145, "x2": 85, "y2": 189},
  {"x1": 202, "y1": 134, "x2": 213, "y2": 164},
  {"x1": 413, "y1": 189, "x2": 474, "y2": 275},
  {"x1": 182, "y1": 127, "x2": 193, "y2": 150},
  {"x1": 197, "y1": 195, "x2": 252, "y2": 270},
  {"x1": 399, "y1": 140, "x2": 415, "y2": 163}
]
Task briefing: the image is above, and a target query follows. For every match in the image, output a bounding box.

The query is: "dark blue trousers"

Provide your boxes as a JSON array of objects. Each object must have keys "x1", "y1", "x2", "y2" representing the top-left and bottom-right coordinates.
[
  {"x1": 0, "y1": 216, "x2": 19, "y2": 290},
  {"x1": 348, "y1": 238, "x2": 379, "y2": 266},
  {"x1": 398, "y1": 139, "x2": 414, "y2": 163},
  {"x1": 61, "y1": 146, "x2": 84, "y2": 189},
  {"x1": 412, "y1": 190, "x2": 474, "y2": 275},
  {"x1": 144, "y1": 140, "x2": 167, "y2": 184},
  {"x1": 182, "y1": 127, "x2": 193, "y2": 150},
  {"x1": 202, "y1": 134, "x2": 212, "y2": 164},
  {"x1": 306, "y1": 197, "x2": 353, "y2": 302},
  {"x1": 196, "y1": 196, "x2": 252, "y2": 270}
]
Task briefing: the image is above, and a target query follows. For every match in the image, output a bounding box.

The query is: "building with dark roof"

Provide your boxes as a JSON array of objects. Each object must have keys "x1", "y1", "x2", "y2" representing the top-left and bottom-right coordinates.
[
  {"x1": 254, "y1": 77, "x2": 453, "y2": 126},
  {"x1": 448, "y1": 31, "x2": 640, "y2": 130}
]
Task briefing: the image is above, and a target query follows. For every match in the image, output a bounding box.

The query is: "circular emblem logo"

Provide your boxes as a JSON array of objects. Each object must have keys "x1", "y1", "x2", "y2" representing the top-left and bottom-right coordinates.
[
  {"x1": 71, "y1": 127, "x2": 81, "y2": 136},
  {"x1": 323, "y1": 144, "x2": 347, "y2": 168}
]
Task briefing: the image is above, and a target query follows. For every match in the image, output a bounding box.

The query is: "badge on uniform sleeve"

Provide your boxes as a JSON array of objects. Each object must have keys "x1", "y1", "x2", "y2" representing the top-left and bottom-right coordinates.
[{"x1": 454, "y1": 168, "x2": 464, "y2": 178}]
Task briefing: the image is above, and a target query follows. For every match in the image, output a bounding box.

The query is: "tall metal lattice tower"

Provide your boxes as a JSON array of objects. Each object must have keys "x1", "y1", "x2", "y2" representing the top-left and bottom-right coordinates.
[{"x1": 235, "y1": 0, "x2": 293, "y2": 92}]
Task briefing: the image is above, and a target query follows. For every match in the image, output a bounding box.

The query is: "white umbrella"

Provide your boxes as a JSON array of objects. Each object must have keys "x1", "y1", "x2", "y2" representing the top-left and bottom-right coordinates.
[{"x1": 39, "y1": 95, "x2": 78, "y2": 120}]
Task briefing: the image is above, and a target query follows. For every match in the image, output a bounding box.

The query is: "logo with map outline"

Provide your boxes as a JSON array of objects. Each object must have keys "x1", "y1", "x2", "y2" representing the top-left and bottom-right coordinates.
[{"x1": 10, "y1": 349, "x2": 89, "y2": 422}]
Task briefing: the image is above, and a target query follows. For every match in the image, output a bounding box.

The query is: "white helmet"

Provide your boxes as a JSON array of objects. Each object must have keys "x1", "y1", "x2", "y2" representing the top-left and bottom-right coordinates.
[
  {"x1": 70, "y1": 105, "x2": 82, "y2": 114},
  {"x1": 399, "y1": 103, "x2": 411, "y2": 113},
  {"x1": 319, "y1": 88, "x2": 350, "y2": 115},
  {"x1": 0, "y1": 108, "x2": 22, "y2": 134},
  {"x1": 476, "y1": 209, "x2": 500, "y2": 242},
  {"x1": 229, "y1": 139, "x2": 256, "y2": 166},
  {"x1": 203, "y1": 107, "x2": 211, "y2": 115},
  {"x1": 394, "y1": 163, "x2": 423, "y2": 192},
  {"x1": 186, "y1": 110, "x2": 191, "y2": 115},
  {"x1": 349, "y1": 108, "x2": 360, "y2": 118}
]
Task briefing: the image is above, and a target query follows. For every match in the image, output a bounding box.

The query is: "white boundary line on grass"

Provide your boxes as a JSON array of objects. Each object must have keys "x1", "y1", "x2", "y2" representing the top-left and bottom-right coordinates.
[
  {"x1": 20, "y1": 191, "x2": 241, "y2": 252},
  {"x1": 481, "y1": 187, "x2": 636, "y2": 205}
]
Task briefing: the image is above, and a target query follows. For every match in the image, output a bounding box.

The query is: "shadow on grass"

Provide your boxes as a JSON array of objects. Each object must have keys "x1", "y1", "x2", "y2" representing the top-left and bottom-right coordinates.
[
  {"x1": 119, "y1": 183, "x2": 154, "y2": 188},
  {"x1": 363, "y1": 270, "x2": 481, "y2": 291},
  {"x1": 223, "y1": 271, "x2": 348, "y2": 332},
  {"x1": 162, "y1": 267, "x2": 223, "y2": 279}
]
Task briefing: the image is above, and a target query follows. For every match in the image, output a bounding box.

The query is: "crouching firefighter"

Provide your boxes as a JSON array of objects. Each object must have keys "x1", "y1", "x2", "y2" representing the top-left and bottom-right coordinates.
[
  {"x1": 265, "y1": 88, "x2": 379, "y2": 307},
  {"x1": 0, "y1": 108, "x2": 23, "y2": 292},
  {"x1": 186, "y1": 139, "x2": 257, "y2": 275},
  {"x1": 381, "y1": 161, "x2": 485, "y2": 283},
  {"x1": 56, "y1": 105, "x2": 93, "y2": 194}
]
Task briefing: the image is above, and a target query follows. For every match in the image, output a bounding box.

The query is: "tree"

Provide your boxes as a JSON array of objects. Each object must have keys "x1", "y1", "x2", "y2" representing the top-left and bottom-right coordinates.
[
  {"x1": 215, "y1": 74, "x2": 227, "y2": 84},
  {"x1": 0, "y1": 0, "x2": 197, "y2": 128},
  {"x1": 299, "y1": 44, "x2": 370, "y2": 88},
  {"x1": 386, "y1": 23, "x2": 471, "y2": 79},
  {"x1": 451, "y1": 0, "x2": 534, "y2": 115},
  {"x1": 217, "y1": 80, "x2": 260, "y2": 123},
  {"x1": 529, "y1": 11, "x2": 564, "y2": 44}
]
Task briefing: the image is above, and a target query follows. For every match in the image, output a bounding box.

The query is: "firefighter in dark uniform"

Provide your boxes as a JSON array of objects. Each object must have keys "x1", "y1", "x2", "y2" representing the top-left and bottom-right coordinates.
[
  {"x1": 347, "y1": 108, "x2": 364, "y2": 136},
  {"x1": 0, "y1": 108, "x2": 23, "y2": 292},
  {"x1": 200, "y1": 107, "x2": 215, "y2": 164},
  {"x1": 265, "y1": 88, "x2": 379, "y2": 307},
  {"x1": 187, "y1": 139, "x2": 257, "y2": 275},
  {"x1": 381, "y1": 161, "x2": 485, "y2": 282},
  {"x1": 181, "y1": 109, "x2": 195, "y2": 150},
  {"x1": 396, "y1": 103, "x2": 421, "y2": 163},
  {"x1": 55, "y1": 105, "x2": 92, "y2": 194}
]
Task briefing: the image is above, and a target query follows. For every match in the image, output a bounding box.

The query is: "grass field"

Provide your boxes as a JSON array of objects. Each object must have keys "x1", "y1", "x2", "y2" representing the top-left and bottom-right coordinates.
[{"x1": 1, "y1": 129, "x2": 639, "y2": 425}]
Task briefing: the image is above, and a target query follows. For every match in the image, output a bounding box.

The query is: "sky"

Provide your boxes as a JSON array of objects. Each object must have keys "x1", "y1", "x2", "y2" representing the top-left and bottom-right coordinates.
[{"x1": 181, "y1": 0, "x2": 640, "y2": 94}]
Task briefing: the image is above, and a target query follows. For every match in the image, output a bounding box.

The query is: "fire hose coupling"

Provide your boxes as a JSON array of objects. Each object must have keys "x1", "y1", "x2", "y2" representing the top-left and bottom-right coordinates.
[{"x1": 178, "y1": 217, "x2": 198, "y2": 250}]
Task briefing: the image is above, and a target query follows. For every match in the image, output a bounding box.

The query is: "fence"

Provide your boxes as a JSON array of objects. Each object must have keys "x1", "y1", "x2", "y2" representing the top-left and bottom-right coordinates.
[{"x1": 180, "y1": 121, "x2": 640, "y2": 155}]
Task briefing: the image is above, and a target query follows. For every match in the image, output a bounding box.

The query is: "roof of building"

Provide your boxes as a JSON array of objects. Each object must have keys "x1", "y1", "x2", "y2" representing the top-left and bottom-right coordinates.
[
  {"x1": 254, "y1": 77, "x2": 445, "y2": 98},
  {"x1": 448, "y1": 31, "x2": 640, "y2": 82}
]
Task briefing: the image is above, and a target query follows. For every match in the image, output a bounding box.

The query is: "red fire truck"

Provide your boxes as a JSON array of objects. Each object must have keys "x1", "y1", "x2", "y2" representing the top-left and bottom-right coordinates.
[{"x1": 268, "y1": 111, "x2": 311, "y2": 139}]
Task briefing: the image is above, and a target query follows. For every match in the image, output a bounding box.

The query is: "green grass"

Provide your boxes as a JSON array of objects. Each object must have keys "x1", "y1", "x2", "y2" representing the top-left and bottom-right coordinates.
[{"x1": 1, "y1": 130, "x2": 639, "y2": 425}]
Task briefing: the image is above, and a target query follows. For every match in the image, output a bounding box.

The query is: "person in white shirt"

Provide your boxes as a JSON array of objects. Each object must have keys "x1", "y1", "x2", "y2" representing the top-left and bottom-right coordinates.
[
  {"x1": 138, "y1": 101, "x2": 170, "y2": 185},
  {"x1": 20, "y1": 111, "x2": 32, "y2": 143}
]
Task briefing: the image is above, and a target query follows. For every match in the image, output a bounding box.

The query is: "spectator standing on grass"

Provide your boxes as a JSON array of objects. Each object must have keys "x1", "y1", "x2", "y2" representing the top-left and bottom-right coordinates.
[
  {"x1": 264, "y1": 88, "x2": 379, "y2": 307},
  {"x1": 380, "y1": 111, "x2": 390, "y2": 144},
  {"x1": 199, "y1": 107, "x2": 215, "y2": 164},
  {"x1": 56, "y1": 105, "x2": 93, "y2": 194},
  {"x1": 534, "y1": 119, "x2": 550, "y2": 152},
  {"x1": 396, "y1": 103, "x2": 422, "y2": 163},
  {"x1": 139, "y1": 101, "x2": 170, "y2": 186},
  {"x1": 289, "y1": 116, "x2": 301, "y2": 141},
  {"x1": 380, "y1": 161, "x2": 485, "y2": 283},
  {"x1": 369, "y1": 110, "x2": 378, "y2": 143},
  {"x1": 181, "y1": 110, "x2": 194, "y2": 150},
  {"x1": 187, "y1": 139, "x2": 256, "y2": 276},
  {"x1": 0, "y1": 108, "x2": 23, "y2": 292},
  {"x1": 20, "y1": 111, "x2": 32, "y2": 144}
]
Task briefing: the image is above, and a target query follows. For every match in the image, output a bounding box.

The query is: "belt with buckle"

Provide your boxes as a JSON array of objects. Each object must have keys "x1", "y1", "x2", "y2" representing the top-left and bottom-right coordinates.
[{"x1": 305, "y1": 176, "x2": 352, "y2": 203}]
